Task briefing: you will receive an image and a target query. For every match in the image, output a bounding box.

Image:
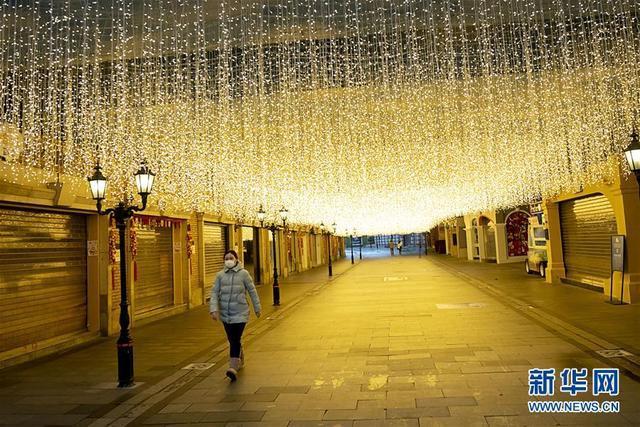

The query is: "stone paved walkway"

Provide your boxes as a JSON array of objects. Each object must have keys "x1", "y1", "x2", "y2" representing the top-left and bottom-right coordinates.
[
  {"x1": 1, "y1": 253, "x2": 639, "y2": 426},
  {"x1": 428, "y1": 255, "x2": 640, "y2": 356},
  {"x1": 0, "y1": 259, "x2": 355, "y2": 426}
]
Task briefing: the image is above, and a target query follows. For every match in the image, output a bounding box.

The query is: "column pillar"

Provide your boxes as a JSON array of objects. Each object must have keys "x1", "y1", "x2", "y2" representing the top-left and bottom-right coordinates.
[
  {"x1": 443, "y1": 225, "x2": 450, "y2": 255},
  {"x1": 195, "y1": 212, "x2": 206, "y2": 305},
  {"x1": 263, "y1": 228, "x2": 273, "y2": 285},
  {"x1": 544, "y1": 200, "x2": 565, "y2": 284},
  {"x1": 465, "y1": 227, "x2": 474, "y2": 261},
  {"x1": 172, "y1": 220, "x2": 187, "y2": 307},
  {"x1": 494, "y1": 223, "x2": 508, "y2": 264},
  {"x1": 610, "y1": 183, "x2": 640, "y2": 303},
  {"x1": 224, "y1": 223, "x2": 240, "y2": 256}
]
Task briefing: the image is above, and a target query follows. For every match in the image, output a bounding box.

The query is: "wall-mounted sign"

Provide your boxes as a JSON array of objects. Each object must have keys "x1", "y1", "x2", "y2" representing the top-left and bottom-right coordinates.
[
  {"x1": 529, "y1": 201, "x2": 543, "y2": 214},
  {"x1": 87, "y1": 240, "x2": 98, "y2": 257}
]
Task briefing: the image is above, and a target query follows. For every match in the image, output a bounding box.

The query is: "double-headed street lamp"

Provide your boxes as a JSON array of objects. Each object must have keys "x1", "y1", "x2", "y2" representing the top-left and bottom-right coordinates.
[
  {"x1": 354, "y1": 229, "x2": 362, "y2": 260},
  {"x1": 349, "y1": 229, "x2": 355, "y2": 264},
  {"x1": 87, "y1": 160, "x2": 156, "y2": 388},
  {"x1": 258, "y1": 205, "x2": 288, "y2": 306},
  {"x1": 321, "y1": 222, "x2": 337, "y2": 276}
]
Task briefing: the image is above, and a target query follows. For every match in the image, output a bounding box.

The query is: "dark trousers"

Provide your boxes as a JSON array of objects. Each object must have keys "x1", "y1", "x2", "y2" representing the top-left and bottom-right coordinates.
[{"x1": 223, "y1": 322, "x2": 246, "y2": 358}]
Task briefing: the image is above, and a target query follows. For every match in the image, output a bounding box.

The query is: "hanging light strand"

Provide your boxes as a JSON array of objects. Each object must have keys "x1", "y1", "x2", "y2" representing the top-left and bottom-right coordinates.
[{"x1": 0, "y1": 0, "x2": 639, "y2": 234}]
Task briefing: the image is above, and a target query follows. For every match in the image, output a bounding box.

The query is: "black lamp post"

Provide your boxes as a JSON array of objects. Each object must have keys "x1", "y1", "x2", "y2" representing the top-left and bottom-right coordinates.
[
  {"x1": 355, "y1": 229, "x2": 362, "y2": 260},
  {"x1": 321, "y1": 222, "x2": 336, "y2": 277},
  {"x1": 87, "y1": 160, "x2": 155, "y2": 388},
  {"x1": 424, "y1": 231, "x2": 429, "y2": 255},
  {"x1": 330, "y1": 222, "x2": 337, "y2": 275},
  {"x1": 624, "y1": 129, "x2": 640, "y2": 192},
  {"x1": 258, "y1": 205, "x2": 287, "y2": 306},
  {"x1": 349, "y1": 231, "x2": 355, "y2": 264}
]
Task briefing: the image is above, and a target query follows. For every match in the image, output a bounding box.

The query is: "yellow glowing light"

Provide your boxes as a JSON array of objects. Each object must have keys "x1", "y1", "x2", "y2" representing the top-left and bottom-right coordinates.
[{"x1": 0, "y1": 0, "x2": 639, "y2": 234}]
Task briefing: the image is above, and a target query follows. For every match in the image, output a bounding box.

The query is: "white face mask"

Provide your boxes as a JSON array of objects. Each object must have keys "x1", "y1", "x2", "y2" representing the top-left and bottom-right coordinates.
[{"x1": 224, "y1": 259, "x2": 237, "y2": 269}]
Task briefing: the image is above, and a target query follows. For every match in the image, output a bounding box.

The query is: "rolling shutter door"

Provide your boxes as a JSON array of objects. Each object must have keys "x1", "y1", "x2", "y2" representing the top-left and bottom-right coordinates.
[
  {"x1": 134, "y1": 226, "x2": 174, "y2": 315},
  {"x1": 310, "y1": 234, "x2": 317, "y2": 266},
  {"x1": 0, "y1": 207, "x2": 87, "y2": 354},
  {"x1": 204, "y1": 223, "x2": 227, "y2": 301},
  {"x1": 560, "y1": 195, "x2": 617, "y2": 288}
]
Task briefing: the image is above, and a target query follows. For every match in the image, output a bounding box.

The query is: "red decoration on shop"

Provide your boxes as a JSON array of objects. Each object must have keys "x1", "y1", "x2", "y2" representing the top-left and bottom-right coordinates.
[
  {"x1": 506, "y1": 211, "x2": 530, "y2": 257},
  {"x1": 108, "y1": 227, "x2": 118, "y2": 265},
  {"x1": 108, "y1": 218, "x2": 118, "y2": 290},
  {"x1": 133, "y1": 214, "x2": 182, "y2": 229}
]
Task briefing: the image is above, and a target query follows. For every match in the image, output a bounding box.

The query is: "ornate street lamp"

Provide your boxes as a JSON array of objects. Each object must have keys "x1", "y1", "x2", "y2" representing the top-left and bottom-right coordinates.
[
  {"x1": 624, "y1": 129, "x2": 640, "y2": 190},
  {"x1": 321, "y1": 222, "x2": 334, "y2": 277},
  {"x1": 349, "y1": 229, "x2": 355, "y2": 265},
  {"x1": 258, "y1": 205, "x2": 287, "y2": 306},
  {"x1": 354, "y1": 229, "x2": 362, "y2": 260},
  {"x1": 257, "y1": 204, "x2": 266, "y2": 224},
  {"x1": 279, "y1": 206, "x2": 288, "y2": 227},
  {"x1": 87, "y1": 160, "x2": 155, "y2": 388},
  {"x1": 331, "y1": 222, "x2": 337, "y2": 268}
]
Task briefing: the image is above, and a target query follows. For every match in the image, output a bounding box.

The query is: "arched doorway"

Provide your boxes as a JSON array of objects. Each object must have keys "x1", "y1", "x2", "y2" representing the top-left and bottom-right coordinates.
[
  {"x1": 471, "y1": 218, "x2": 480, "y2": 259},
  {"x1": 506, "y1": 211, "x2": 530, "y2": 257},
  {"x1": 479, "y1": 216, "x2": 496, "y2": 261}
]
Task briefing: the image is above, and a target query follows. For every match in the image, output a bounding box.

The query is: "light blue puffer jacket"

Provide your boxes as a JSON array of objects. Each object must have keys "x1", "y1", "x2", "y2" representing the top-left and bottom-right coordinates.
[{"x1": 209, "y1": 263, "x2": 262, "y2": 323}]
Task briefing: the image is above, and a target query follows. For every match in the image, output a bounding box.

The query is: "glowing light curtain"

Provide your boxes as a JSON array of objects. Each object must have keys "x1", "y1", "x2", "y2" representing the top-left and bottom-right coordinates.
[{"x1": 1, "y1": 0, "x2": 639, "y2": 234}]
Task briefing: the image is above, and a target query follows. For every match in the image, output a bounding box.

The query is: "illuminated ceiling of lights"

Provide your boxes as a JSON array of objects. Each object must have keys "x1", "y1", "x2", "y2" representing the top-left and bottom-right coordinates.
[{"x1": 1, "y1": 0, "x2": 639, "y2": 234}]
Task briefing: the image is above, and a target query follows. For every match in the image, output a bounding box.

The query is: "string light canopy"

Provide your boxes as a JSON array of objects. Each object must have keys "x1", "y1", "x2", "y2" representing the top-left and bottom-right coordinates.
[{"x1": 1, "y1": 0, "x2": 639, "y2": 234}]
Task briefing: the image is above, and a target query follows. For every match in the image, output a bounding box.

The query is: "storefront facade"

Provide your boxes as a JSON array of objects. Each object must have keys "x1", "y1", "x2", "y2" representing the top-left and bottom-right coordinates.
[
  {"x1": 544, "y1": 166, "x2": 640, "y2": 302},
  {"x1": 0, "y1": 161, "x2": 344, "y2": 367}
]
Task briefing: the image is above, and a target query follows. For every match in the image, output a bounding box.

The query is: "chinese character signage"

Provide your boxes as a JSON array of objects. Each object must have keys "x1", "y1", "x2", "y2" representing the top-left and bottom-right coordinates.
[{"x1": 528, "y1": 368, "x2": 620, "y2": 414}]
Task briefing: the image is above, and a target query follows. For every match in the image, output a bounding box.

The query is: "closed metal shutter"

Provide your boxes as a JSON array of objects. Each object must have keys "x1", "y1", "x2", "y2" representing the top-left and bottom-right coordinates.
[
  {"x1": 310, "y1": 234, "x2": 317, "y2": 266},
  {"x1": 204, "y1": 223, "x2": 227, "y2": 301},
  {"x1": 135, "y1": 226, "x2": 174, "y2": 315},
  {"x1": 0, "y1": 207, "x2": 87, "y2": 354},
  {"x1": 560, "y1": 194, "x2": 617, "y2": 288}
]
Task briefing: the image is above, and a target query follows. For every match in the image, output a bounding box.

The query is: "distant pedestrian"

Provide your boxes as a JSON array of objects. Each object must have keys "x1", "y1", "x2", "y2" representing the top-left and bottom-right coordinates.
[
  {"x1": 397, "y1": 240, "x2": 403, "y2": 255},
  {"x1": 210, "y1": 250, "x2": 262, "y2": 382},
  {"x1": 389, "y1": 239, "x2": 395, "y2": 256}
]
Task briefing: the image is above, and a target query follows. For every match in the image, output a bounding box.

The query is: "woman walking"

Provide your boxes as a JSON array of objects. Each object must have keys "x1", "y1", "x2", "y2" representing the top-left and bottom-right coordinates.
[{"x1": 210, "y1": 250, "x2": 262, "y2": 381}]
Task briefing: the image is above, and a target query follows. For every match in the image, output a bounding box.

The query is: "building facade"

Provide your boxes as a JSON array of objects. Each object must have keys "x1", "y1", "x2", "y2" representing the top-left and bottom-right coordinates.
[
  {"x1": 0, "y1": 160, "x2": 344, "y2": 368},
  {"x1": 438, "y1": 165, "x2": 640, "y2": 304}
]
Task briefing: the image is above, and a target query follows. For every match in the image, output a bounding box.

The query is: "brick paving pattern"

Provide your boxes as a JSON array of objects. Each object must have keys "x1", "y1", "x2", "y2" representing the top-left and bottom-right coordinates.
[{"x1": 1, "y1": 252, "x2": 639, "y2": 426}]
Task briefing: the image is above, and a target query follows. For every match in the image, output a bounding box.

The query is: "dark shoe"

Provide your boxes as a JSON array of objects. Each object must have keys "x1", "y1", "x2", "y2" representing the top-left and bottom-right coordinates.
[{"x1": 226, "y1": 367, "x2": 237, "y2": 381}]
